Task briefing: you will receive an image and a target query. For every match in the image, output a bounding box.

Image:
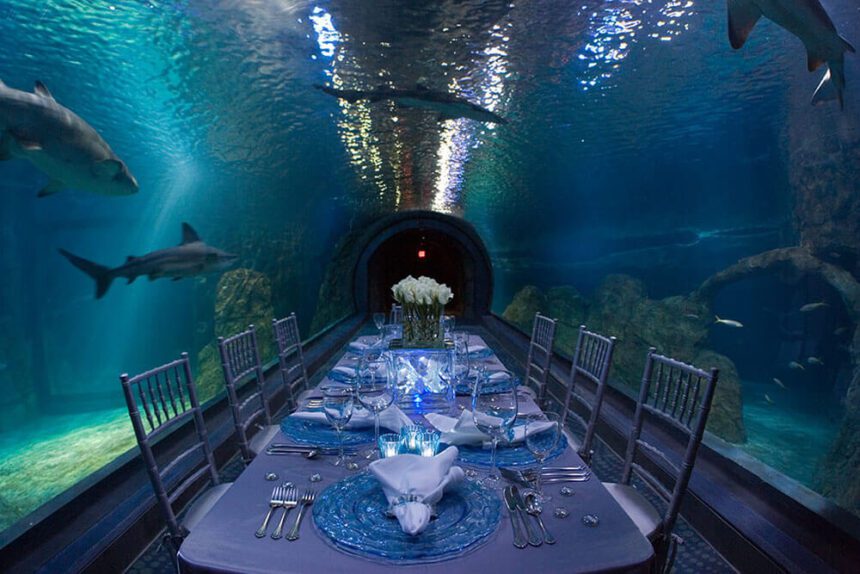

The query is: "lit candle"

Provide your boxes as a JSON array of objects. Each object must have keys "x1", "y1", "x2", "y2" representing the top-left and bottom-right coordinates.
[
  {"x1": 378, "y1": 433, "x2": 402, "y2": 458},
  {"x1": 418, "y1": 431, "x2": 440, "y2": 457},
  {"x1": 400, "y1": 425, "x2": 424, "y2": 454}
]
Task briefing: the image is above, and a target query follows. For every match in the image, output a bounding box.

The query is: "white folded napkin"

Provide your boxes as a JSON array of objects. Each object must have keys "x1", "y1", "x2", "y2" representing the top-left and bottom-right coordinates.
[
  {"x1": 349, "y1": 341, "x2": 370, "y2": 352},
  {"x1": 290, "y1": 404, "x2": 411, "y2": 431},
  {"x1": 467, "y1": 344, "x2": 488, "y2": 355},
  {"x1": 330, "y1": 365, "x2": 357, "y2": 379},
  {"x1": 369, "y1": 447, "x2": 465, "y2": 535},
  {"x1": 424, "y1": 411, "x2": 552, "y2": 447}
]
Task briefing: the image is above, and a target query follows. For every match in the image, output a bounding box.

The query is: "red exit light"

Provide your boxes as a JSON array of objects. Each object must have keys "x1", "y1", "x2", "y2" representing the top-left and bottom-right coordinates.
[{"x1": 418, "y1": 249, "x2": 426, "y2": 259}]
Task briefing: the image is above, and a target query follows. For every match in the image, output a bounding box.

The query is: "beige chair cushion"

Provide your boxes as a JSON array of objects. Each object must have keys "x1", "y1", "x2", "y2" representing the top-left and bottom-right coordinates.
[
  {"x1": 181, "y1": 483, "x2": 232, "y2": 532},
  {"x1": 249, "y1": 424, "x2": 281, "y2": 456},
  {"x1": 602, "y1": 482, "x2": 661, "y2": 539}
]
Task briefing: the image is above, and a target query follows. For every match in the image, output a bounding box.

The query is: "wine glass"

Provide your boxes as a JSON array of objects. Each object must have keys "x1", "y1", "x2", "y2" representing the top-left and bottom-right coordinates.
[
  {"x1": 373, "y1": 312, "x2": 386, "y2": 341},
  {"x1": 322, "y1": 383, "x2": 354, "y2": 467},
  {"x1": 471, "y1": 373, "x2": 518, "y2": 487},
  {"x1": 524, "y1": 411, "x2": 562, "y2": 502},
  {"x1": 356, "y1": 358, "x2": 396, "y2": 459}
]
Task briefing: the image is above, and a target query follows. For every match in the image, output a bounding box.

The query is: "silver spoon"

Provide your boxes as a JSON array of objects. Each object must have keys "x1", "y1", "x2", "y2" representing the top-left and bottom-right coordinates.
[{"x1": 524, "y1": 493, "x2": 556, "y2": 545}]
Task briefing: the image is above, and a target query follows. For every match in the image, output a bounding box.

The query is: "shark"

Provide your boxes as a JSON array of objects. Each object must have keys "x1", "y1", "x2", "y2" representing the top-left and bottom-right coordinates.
[
  {"x1": 315, "y1": 83, "x2": 507, "y2": 124},
  {"x1": 0, "y1": 78, "x2": 138, "y2": 197},
  {"x1": 59, "y1": 223, "x2": 238, "y2": 299},
  {"x1": 727, "y1": 0, "x2": 855, "y2": 108}
]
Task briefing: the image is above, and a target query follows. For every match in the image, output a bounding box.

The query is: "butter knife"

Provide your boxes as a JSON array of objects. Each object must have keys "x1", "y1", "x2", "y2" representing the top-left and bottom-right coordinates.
[
  {"x1": 503, "y1": 486, "x2": 527, "y2": 549},
  {"x1": 511, "y1": 485, "x2": 542, "y2": 547}
]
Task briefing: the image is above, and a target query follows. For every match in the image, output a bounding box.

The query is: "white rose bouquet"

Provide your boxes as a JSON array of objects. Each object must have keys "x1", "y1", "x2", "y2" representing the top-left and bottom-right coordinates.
[{"x1": 391, "y1": 276, "x2": 454, "y2": 347}]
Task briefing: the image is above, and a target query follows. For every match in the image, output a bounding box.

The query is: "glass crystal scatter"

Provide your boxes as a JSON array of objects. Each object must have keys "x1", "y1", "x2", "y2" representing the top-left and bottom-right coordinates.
[{"x1": 312, "y1": 472, "x2": 501, "y2": 564}]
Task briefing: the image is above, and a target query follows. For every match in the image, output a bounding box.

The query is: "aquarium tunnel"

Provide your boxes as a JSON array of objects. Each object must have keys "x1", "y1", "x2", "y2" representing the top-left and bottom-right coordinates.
[{"x1": 0, "y1": 0, "x2": 858, "y2": 573}]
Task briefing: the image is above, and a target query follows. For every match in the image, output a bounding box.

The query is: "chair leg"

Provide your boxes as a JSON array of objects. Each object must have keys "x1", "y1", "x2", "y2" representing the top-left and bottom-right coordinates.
[{"x1": 652, "y1": 533, "x2": 683, "y2": 574}]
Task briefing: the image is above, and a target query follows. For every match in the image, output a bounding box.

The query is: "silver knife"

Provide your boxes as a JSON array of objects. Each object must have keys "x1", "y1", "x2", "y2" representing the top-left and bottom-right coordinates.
[
  {"x1": 511, "y1": 485, "x2": 542, "y2": 547},
  {"x1": 503, "y1": 487, "x2": 528, "y2": 549}
]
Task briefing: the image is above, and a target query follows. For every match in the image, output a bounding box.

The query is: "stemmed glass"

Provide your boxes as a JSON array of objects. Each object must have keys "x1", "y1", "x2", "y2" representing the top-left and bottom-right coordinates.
[
  {"x1": 471, "y1": 373, "x2": 518, "y2": 487},
  {"x1": 373, "y1": 312, "x2": 386, "y2": 341},
  {"x1": 322, "y1": 383, "x2": 354, "y2": 467},
  {"x1": 356, "y1": 356, "x2": 396, "y2": 459},
  {"x1": 524, "y1": 411, "x2": 562, "y2": 502}
]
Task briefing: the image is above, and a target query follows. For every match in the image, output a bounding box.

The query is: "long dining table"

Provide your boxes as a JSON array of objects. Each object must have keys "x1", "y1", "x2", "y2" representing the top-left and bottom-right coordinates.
[{"x1": 178, "y1": 332, "x2": 654, "y2": 574}]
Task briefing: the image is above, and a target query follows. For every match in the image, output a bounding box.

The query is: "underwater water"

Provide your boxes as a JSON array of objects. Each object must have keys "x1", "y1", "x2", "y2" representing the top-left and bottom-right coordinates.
[{"x1": 1, "y1": 0, "x2": 859, "y2": 537}]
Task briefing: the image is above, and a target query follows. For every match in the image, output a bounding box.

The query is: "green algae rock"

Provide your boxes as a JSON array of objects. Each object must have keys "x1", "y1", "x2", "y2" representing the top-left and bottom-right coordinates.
[
  {"x1": 502, "y1": 278, "x2": 746, "y2": 444},
  {"x1": 195, "y1": 268, "x2": 275, "y2": 403}
]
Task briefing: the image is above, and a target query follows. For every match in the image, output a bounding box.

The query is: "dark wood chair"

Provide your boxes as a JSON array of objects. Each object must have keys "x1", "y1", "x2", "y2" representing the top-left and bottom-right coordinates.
[
  {"x1": 120, "y1": 353, "x2": 230, "y2": 563},
  {"x1": 602, "y1": 348, "x2": 719, "y2": 573}
]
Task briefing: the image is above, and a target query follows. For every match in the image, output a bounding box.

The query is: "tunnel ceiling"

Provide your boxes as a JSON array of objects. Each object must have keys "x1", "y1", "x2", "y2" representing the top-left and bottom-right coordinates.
[{"x1": 2, "y1": 0, "x2": 856, "y2": 262}]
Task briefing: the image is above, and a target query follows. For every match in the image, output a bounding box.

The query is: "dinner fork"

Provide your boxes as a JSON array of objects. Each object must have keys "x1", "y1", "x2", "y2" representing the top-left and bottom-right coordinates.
[
  {"x1": 271, "y1": 487, "x2": 299, "y2": 539},
  {"x1": 255, "y1": 486, "x2": 285, "y2": 538},
  {"x1": 286, "y1": 489, "x2": 316, "y2": 541}
]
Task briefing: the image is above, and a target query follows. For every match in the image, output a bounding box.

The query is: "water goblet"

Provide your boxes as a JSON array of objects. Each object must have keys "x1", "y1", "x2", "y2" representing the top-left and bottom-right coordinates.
[
  {"x1": 471, "y1": 373, "x2": 518, "y2": 487},
  {"x1": 322, "y1": 383, "x2": 354, "y2": 467},
  {"x1": 356, "y1": 359, "x2": 396, "y2": 459},
  {"x1": 524, "y1": 411, "x2": 562, "y2": 502},
  {"x1": 373, "y1": 312, "x2": 386, "y2": 340}
]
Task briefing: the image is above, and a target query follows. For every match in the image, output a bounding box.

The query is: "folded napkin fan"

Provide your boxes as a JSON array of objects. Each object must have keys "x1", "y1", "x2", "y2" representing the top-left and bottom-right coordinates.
[
  {"x1": 348, "y1": 341, "x2": 371, "y2": 352},
  {"x1": 290, "y1": 404, "x2": 411, "y2": 432},
  {"x1": 369, "y1": 446, "x2": 464, "y2": 535},
  {"x1": 424, "y1": 411, "x2": 553, "y2": 448}
]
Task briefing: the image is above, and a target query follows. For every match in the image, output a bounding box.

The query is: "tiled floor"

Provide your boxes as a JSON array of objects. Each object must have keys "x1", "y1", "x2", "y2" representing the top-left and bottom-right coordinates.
[{"x1": 127, "y1": 326, "x2": 736, "y2": 573}]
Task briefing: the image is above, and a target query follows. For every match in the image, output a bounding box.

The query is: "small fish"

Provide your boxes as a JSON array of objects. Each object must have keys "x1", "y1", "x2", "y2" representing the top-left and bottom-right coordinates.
[
  {"x1": 789, "y1": 361, "x2": 805, "y2": 370},
  {"x1": 684, "y1": 313, "x2": 700, "y2": 319},
  {"x1": 714, "y1": 315, "x2": 743, "y2": 328},
  {"x1": 807, "y1": 356, "x2": 824, "y2": 366},
  {"x1": 764, "y1": 394, "x2": 774, "y2": 405},
  {"x1": 800, "y1": 301, "x2": 829, "y2": 313},
  {"x1": 772, "y1": 377, "x2": 786, "y2": 389}
]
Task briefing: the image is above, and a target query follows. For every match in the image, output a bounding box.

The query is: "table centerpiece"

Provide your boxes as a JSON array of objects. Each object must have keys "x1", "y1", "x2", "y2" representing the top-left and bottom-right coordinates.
[{"x1": 391, "y1": 275, "x2": 453, "y2": 348}]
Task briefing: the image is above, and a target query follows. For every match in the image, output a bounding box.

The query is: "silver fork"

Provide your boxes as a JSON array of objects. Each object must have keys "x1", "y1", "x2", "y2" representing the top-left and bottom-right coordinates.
[
  {"x1": 286, "y1": 490, "x2": 316, "y2": 541},
  {"x1": 271, "y1": 487, "x2": 299, "y2": 539},
  {"x1": 255, "y1": 486, "x2": 284, "y2": 538}
]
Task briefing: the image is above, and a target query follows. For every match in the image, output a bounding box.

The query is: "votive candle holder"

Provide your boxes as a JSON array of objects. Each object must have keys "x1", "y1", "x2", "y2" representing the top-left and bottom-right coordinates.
[
  {"x1": 378, "y1": 433, "x2": 402, "y2": 458},
  {"x1": 418, "y1": 431, "x2": 441, "y2": 457},
  {"x1": 399, "y1": 425, "x2": 424, "y2": 454}
]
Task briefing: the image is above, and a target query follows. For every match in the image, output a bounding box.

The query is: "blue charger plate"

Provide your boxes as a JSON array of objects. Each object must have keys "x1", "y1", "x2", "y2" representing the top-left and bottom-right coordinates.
[
  {"x1": 279, "y1": 415, "x2": 375, "y2": 447},
  {"x1": 313, "y1": 472, "x2": 501, "y2": 564},
  {"x1": 452, "y1": 432, "x2": 568, "y2": 467}
]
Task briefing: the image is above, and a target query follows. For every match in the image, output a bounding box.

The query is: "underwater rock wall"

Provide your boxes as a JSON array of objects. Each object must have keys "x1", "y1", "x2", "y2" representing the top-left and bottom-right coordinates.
[
  {"x1": 194, "y1": 268, "x2": 275, "y2": 402},
  {"x1": 502, "y1": 276, "x2": 746, "y2": 443}
]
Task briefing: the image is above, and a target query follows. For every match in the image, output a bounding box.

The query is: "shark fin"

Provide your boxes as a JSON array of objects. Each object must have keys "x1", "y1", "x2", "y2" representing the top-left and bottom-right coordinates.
[
  {"x1": 38, "y1": 180, "x2": 64, "y2": 198},
  {"x1": 727, "y1": 0, "x2": 762, "y2": 49},
  {"x1": 33, "y1": 81, "x2": 56, "y2": 101},
  {"x1": 841, "y1": 36, "x2": 856, "y2": 54},
  {"x1": 92, "y1": 159, "x2": 122, "y2": 179},
  {"x1": 181, "y1": 222, "x2": 201, "y2": 244},
  {"x1": 58, "y1": 249, "x2": 113, "y2": 298},
  {"x1": 811, "y1": 66, "x2": 845, "y2": 109}
]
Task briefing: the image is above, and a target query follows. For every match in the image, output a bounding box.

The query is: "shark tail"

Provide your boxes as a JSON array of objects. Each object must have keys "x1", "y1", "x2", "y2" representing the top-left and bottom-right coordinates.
[
  {"x1": 58, "y1": 249, "x2": 113, "y2": 299},
  {"x1": 811, "y1": 37, "x2": 854, "y2": 110}
]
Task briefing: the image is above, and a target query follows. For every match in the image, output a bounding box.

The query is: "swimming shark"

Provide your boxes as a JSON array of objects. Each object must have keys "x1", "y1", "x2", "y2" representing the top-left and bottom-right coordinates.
[
  {"x1": 59, "y1": 223, "x2": 238, "y2": 299},
  {"x1": 0, "y1": 78, "x2": 138, "y2": 197},
  {"x1": 315, "y1": 83, "x2": 507, "y2": 124},
  {"x1": 727, "y1": 0, "x2": 855, "y2": 108}
]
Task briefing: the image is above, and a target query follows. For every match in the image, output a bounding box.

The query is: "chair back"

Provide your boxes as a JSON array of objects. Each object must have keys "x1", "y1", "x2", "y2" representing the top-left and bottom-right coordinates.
[
  {"x1": 120, "y1": 353, "x2": 220, "y2": 548},
  {"x1": 525, "y1": 313, "x2": 557, "y2": 403},
  {"x1": 273, "y1": 313, "x2": 309, "y2": 412},
  {"x1": 217, "y1": 325, "x2": 271, "y2": 464},
  {"x1": 390, "y1": 304, "x2": 403, "y2": 324},
  {"x1": 555, "y1": 325, "x2": 616, "y2": 464},
  {"x1": 620, "y1": 348, "x2": 719, "y2": 543}
]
